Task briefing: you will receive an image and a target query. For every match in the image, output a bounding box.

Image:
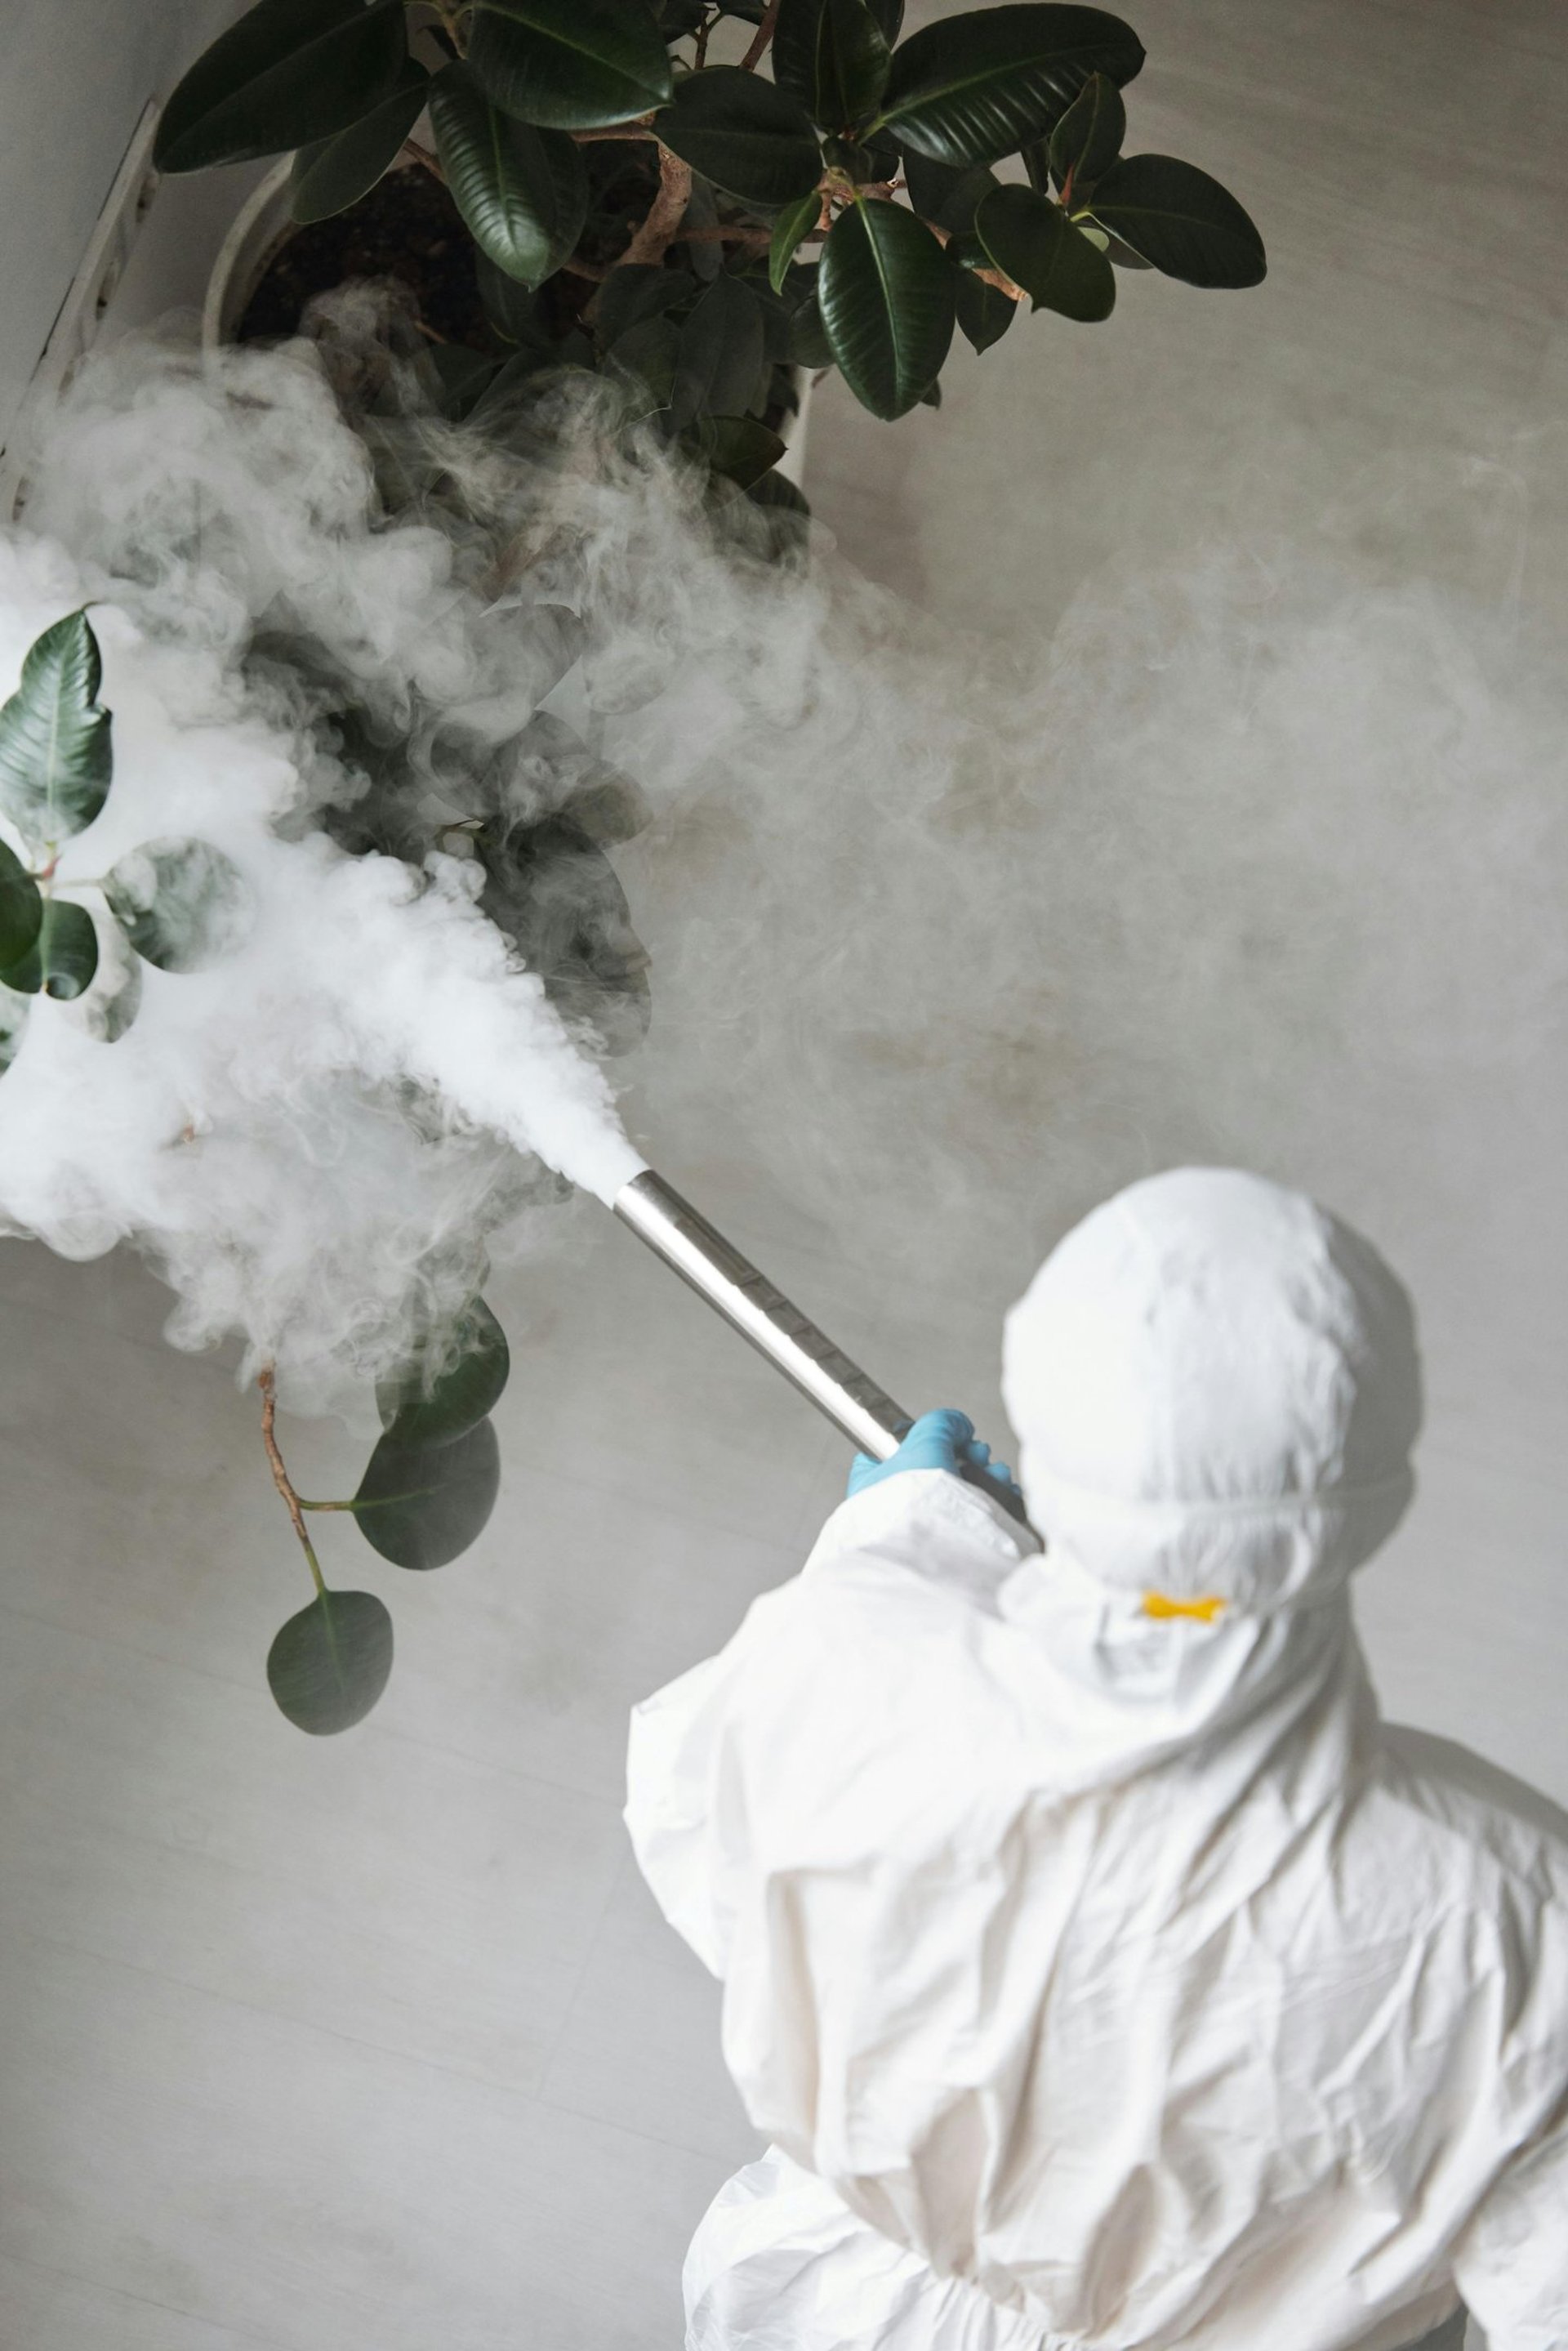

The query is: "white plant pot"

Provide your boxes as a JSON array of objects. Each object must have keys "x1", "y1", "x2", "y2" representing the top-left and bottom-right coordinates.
[{"x1": 202, "y1": 158, "x2": 812, "y2": 485}]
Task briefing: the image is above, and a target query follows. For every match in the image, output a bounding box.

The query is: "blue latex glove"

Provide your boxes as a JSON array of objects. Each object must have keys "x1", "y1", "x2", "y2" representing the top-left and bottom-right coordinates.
[{"x1": 848, "y1": 1407, "x2": 1025, "y2": 1515}]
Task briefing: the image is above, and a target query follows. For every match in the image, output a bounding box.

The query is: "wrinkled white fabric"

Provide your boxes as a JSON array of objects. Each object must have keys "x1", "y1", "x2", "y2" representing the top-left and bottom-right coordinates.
[{"x1": 626, "y1": 1170, "x2": 1568, "y2": 2351}]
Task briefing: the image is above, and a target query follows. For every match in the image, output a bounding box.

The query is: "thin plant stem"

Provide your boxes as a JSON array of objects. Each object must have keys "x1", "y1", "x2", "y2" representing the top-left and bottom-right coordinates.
[
  {"x1": 259, "y1": 1366, "x2": 327, "y2": 1598},
  {"x1": 738, "y1": 0, "x2": 781, "y2": 71}
]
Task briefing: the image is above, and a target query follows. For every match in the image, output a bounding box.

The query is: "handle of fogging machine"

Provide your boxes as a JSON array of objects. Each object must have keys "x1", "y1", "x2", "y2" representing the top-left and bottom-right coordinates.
[{"x1": 613, "y1": 1171, "x2": 1034, "y2": 1530}]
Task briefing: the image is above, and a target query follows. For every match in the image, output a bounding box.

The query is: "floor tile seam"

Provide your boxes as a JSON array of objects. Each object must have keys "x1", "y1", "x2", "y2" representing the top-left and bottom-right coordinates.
[
  {"x1": 0, "y1": 2242, "x2": 295, "y2": 2351},
  {"x1": 12, "y1": 1921, "x2": 586, "y2": 2116}
]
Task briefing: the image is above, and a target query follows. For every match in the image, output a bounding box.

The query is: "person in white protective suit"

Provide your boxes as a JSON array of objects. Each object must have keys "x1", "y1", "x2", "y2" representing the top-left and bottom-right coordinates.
[{"x1": 625, "y1": 1168, "x2": 1568, "y2": 2351}]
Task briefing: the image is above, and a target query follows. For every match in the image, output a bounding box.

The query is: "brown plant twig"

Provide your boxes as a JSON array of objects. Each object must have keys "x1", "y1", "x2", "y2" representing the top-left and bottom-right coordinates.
[
  {"x1": 619, "y1": 144, "x2": 695, "y2": 270},
  {"x1": 924, "y1": 219, "x2": 1028, "y2": 304},
  {"x1": 259, "y1": 1366, "x2": 327, "y2": 1597},
  {"x1": 738, "y1": 0, "x2": 781, "y2": 70},
  {"x1": 571, "y1": 123, "x2": 660, "y2": 143},
  {"x1": 399, "y1": 138, "x2": 447, "y2": 185}
]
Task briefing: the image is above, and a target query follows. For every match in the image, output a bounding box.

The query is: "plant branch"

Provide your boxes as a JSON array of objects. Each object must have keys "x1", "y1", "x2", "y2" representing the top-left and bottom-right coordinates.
[
  {"x1": 571, "y1": 123, "x2": 659, "y2": 143},
  {"x1": 618, "y1": 143, "x2": 694, "y2": 270},
  {"x1": 399, "y1": 138, "x2": 447, "y2": 185},
  {"x1": 924, "y1": 220, "x2": 1028, "y2": 304},
  {"x1": 738, "y1": 0, "x2": 781, "y2": 70},
  {"x1": 259, "y1": 1366, "x2": 327, "y2": 1597}
]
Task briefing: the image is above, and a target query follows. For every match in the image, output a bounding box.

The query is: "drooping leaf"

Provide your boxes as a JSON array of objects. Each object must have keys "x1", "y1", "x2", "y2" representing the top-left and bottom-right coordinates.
[
  {"x1": 1048, "y1": 67, "x2": 1124, "y2": 191},
  {"x1": 684, "y1": 415, "x2": 788, "y2": 488},
  {"x1": 742, "y1": 466, "x2": 812, "y2": 563},
  {"x1": 354, "y1": 1417, "x2": 502, "y2": 1570},
  {"x1": 1086, "y1": 153, "x2": 1266, "y2": 287},
  {"x1": 655, "y1": 69, "x2": 823, "y2": 211},
  {"x1": 430, "y1": 66, "x2": 589, "y2": 286},
  {"x1": 817, "y1": 198, "x2": 955, "y2": 419},
  {"x1": 673, "y1": 274, "x2": 765, "y2": 427},
  {"x1": 877, "y1": 4, "x2": 1144, "y2": 167},
  {"x1": 377, "y1": 1299, "x2": 511, "y2": 1448},
  {"x1": 902, "y1": 153, "x2": 999, "y2": 234},
  {"x1": 288, "y1": 69, "x2": 430, "y2": 225},
  {"x1": 154, "y1": 0, "x2": 409, "y2": 174},
  {"x1": 774, "y1": 0, "x2": 891, "y2": 135},
  {"x1": 1, "y1": 896, "x2": 100, "y2": 1001},
  {"x1": 769, "y1": 188, "x2": 822, "y2": 292},
  {"x1": 0, "y1": 609, "x2": 113, "y2": 848},
  {"x1": 478, "y1": 815, "x2": 651, "y2": 1055},
  {"x1": 267, "y1": 1589, "x2": 394, "y2": 1734},
  {"x1": 103, "y1": 837, "x2": 252, "y2": 973},
  {"x1": 974, "y1": 182, "x2": 1115, "y2": 319},
  {"x1": 466, "y1": 0, "x2": 674, "y2": 130},
  {"x1": 952, "y1": 257, "x2": 1018, "y2": 350},
  {"x1": 0, "y1": 840, "x2": 42, "y2": 970}
]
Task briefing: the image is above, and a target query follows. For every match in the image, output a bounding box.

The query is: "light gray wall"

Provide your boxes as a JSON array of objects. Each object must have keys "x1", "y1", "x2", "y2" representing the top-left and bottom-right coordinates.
[{"x1": 0, "y1": 0, "x2": 235, "y2": 444}]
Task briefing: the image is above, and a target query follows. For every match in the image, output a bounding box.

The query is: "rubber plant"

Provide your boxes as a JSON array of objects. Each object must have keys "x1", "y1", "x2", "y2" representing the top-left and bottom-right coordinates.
[
  {"x1": 156, "y1": 0, "x2": 1267, "y2": 481},
  {"x1": 135, "y1": 0, "x2": 1267, "y2": 1733}
]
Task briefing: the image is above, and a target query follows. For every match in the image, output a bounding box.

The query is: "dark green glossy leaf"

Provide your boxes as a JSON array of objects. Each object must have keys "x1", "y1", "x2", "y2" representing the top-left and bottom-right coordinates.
[
  {"x1": 607, "y1": 313, "x2": 684, "y2": 410},
  {"x1": 769, "y1": 188, "x2": 822, "y2": 292},
  {"x1": 952, "y1": 257, "x2": 1018, "y2": 350},
  {"x1": 787, "y1": 288, "x2": 835, "y2": 369},
  {"x1": 819, "y1": 132, "x2": 899, "y2": 185},
  {"x1": 475, "y1": 253, "x2": 559, "y2": 354},
  {"x1": 466, "y1": 0, "x2": 674, "y2": 129},
  {"x1": 103, "y1": 837, "x2": 251, "y2": 972},
  {"x1": 0, "y1": 609, "x2": 113, "y2": 848},
  {"x1": 0, "y1": 840, "x2": 42, "y2": 969},
  {"x1": 774, "y1": 0, "x2": 891, "y2": 135},
  {"x1": 479, "y1": 815, "x2": 651, "y2": 1055},
  {"x1": 430, "y1": 66, "x2": 589, "y2": 285},
  {"x1": 655, "y1": 68, "x2": 822, "y2": 210},
  {"x1": 354, "y1": 1417, "x2": 501, "y2": 1570},
  {"x1": 975, "y1": 182, "x2": 1115, "y2": 318},
  {"x1": 154, "y1": 0, "x2": 408, "y2": 174},
  {"x1": 674, "y1": 274, "x2": 765, "y2": 426},
  {"x1": 684, "y1": 415, "x2": 787, "y2": 488},
  {"x1": 1086, "y1": 152, "x2": 1266, "y2": 287},
  {"x1": 817, "y1": 197, "x2": 954, "y2": 419},
  {"x1": 427, "y1": 343, "x2": 504, "y2": 421},
  {"x1": 902, "y1": 153, "x2": 998, "y2": 233},
  {"x1": 288, "y1": 69, "x2": 429, "y2": 225},
  {"x1": 878, "y1": 4, "x2": 1144, "y2": 167},
  {"x1": 267, "y1": 1588, "x2": 394, "y2": 1734},
  {"x1": 594, "y1": 264, "x2": 697, "y2": 349},
  {"x1": 1, "y1": 896, "x2": 100, "y2": 1001},
  {"x1": 378, "y1": 1299, "x2": 510, "y2": 1447},
  {"x1": 1048, "y1": 67, "x2": 1123, "y2": 190}
]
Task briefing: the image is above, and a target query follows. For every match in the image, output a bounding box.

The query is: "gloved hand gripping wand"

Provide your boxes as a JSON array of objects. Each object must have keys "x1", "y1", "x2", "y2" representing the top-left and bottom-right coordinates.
[{"x1": 613, "y1": 1171, "x2": 1031, "y2": 1528}]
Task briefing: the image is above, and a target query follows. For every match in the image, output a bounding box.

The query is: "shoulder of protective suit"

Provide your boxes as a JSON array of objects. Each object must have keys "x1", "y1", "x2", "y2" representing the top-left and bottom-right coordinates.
[
  {"x1": 804, "y1": 1465, "x2": 1040, "y2": 1607},
  {"x1": 1374, "y1": 1724, "x2": 1568, "y2": 1931}
]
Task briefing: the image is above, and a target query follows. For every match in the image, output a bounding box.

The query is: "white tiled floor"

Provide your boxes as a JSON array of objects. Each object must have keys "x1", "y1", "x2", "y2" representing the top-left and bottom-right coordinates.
[{"x1": 3, "y1": 1, "x2": 1566, "y2": 2345}]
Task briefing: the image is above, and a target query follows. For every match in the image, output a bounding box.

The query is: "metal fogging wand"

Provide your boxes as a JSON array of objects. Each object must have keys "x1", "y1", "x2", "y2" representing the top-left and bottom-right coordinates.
[{"x1": 613, "y1": 1171, "x2": 1032, "y2": 1528}]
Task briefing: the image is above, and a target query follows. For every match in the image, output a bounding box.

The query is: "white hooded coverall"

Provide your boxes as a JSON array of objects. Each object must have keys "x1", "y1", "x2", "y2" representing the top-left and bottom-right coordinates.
[{"x1": 625, "y1": 1171, "x2": 1568, "y2": 2351}]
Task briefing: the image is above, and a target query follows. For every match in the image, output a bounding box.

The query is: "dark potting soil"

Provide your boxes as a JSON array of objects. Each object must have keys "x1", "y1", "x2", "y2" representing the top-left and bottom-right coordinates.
[{"x1": 237, "y1": 167, "x2": 492, "y2": 352}]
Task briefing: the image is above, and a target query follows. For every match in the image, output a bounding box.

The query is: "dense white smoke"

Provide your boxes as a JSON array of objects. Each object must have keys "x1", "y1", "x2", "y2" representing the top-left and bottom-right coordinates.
[{"x1": 3, "y1": 302, "x2": 1564, "y2": 1434}]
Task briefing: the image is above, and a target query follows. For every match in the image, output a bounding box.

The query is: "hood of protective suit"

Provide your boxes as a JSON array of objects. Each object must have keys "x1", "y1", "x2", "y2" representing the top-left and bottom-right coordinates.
[{"x1": 1002, "y1": 1167, "x2": 1423, "y2": 1614}]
